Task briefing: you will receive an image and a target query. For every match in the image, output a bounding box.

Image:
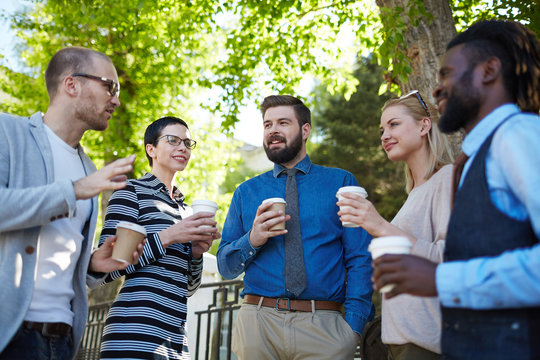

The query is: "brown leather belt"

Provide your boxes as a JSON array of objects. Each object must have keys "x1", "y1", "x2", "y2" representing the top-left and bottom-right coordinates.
[
  {"x1": 23, "y1": 321, "x2": 72, "y2": 337},
  {"x1": 244, "y1": 295, "x2": 342, "y2": 312}
]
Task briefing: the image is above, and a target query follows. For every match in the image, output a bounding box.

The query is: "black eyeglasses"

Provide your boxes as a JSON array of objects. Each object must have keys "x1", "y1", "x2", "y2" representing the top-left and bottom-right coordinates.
[
  {"x1": 71, "y1": 73, "x2": 120, "y2": 97},
  {"x1": 400, "y1": 90, "x2": 431, "y2": 118},
  {"x1": 156, "y1": 134, "x2": 197, "y2": 149}
]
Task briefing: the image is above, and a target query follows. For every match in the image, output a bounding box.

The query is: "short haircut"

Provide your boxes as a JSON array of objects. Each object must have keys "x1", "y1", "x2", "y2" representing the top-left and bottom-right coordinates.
[
  {"x1": 44, "y1": 47, "x2": 113, "y2": 101},
  {"x1": 447, "y1": 20, "x2": 540, "y2": 113},
  {"x1": 260, "y1": 95, "x2": 311, "y2": 126},
  {"x1": 144, "y1": 116, "x2": 190, "y2": 166}
]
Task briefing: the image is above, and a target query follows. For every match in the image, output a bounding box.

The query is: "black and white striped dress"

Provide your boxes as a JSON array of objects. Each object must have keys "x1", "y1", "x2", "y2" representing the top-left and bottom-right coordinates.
[{"x1": 99, "y1": 173, "x2": 202, "y2": 360}]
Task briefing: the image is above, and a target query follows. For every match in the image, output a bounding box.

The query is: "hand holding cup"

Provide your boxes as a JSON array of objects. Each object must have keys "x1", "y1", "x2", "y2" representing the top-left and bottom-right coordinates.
[
  {"x1": 249, "y1": 198, "x2": 290, "y2": 248},
  {"x1": 368, "y1": 236, "x2": 412, "y2": 293}
]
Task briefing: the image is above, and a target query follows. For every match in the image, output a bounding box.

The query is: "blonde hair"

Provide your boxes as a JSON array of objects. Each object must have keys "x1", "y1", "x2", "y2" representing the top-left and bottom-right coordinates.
[{"x1": 382, "y1": 94, "x2": 454, "y2": 193}]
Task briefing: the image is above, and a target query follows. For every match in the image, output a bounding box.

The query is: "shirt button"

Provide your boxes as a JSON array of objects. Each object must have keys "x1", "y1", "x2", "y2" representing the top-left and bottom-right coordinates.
[
  {"x1": 25, "y1": 246, "x2": 35, "y2": 254},
  {"x1": 452, "y1": 296, "x2": 461, "y2": 304},
  {"x1": 241, "y1": 263, "x2": 245, "y2": 267},
  {"x1": 495, "y1": 300, "x2": 503, "y2": 307},
  {"x1": 511, "y1": 322, "x2": 520, "y2": 330},
  {"x1": 249, "y1": 251, "x2": 253, "y2": 255}
]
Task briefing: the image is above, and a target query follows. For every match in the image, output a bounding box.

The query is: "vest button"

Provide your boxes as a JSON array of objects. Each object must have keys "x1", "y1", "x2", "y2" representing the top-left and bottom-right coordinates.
[
  {"x1": 25, "y1": 246, "x2": 35, "y2": 254},
  {"x1": 511, "y1": 322, "x2": 520, "y2": 330},
  {"x1": 454, "y1": 323, "x2": 460, "y2": 330},
  {"x1": 50, "y1": 216, "x2": 56, "y2": 221}
]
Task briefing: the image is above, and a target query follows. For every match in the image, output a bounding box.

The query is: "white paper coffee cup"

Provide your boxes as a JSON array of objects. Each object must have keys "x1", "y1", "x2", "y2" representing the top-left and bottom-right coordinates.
[
  {"x1": 262, "y1": 198, "x2": 287, "y2": 230},
  {"x1": 336, "y1": 186, "x2": 368, "y2": 227},
  {"x1": 191, "y1": 200, "x2": 219, "y2": 230},
  {"x1": 368, "y1": 236, "x2": 412, "y2": 293},
  {"x1": 113, "y1": 221, "x2": 147, "y2": 264}
]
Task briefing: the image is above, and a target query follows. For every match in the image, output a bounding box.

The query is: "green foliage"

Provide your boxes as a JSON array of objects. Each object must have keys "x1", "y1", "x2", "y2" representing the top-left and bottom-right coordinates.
[
  {"x1": 310, "y1": 57, "x2": 406, "y2": 221},
  {"x1": 0, "y1": 0, "x2": 243, "y2": 237},
  {"x1": 452, "y1": 0, "x2": 540, "y2": 37}
]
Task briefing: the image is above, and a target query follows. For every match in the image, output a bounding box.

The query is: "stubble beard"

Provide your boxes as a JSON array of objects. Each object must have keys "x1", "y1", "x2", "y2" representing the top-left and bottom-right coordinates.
[
  {"x1": 75, "y1": 92, "x2": 108, "y2": 132},
  {"x1": 439, "y1": 68, "x2": 481, "y2": 134}
]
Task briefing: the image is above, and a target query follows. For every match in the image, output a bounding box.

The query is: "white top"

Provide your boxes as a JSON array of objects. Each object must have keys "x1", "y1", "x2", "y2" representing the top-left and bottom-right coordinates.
[
  {"x1": 381, "y1": 164, "x2": 453, "y2": 353},
  {"x1": 25, "y1": 125, "x2": 91, "y2": 325}
]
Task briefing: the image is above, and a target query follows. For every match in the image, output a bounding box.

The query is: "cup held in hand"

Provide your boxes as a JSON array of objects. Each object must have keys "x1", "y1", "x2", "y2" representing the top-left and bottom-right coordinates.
[
  {"x1": 113, "y1": 221, "x2": 147, "y2": 264},
  {"x1": 368, "y1": 236, "x2": 412, "y2": 293},
  {"x1": 262, "y1": 198, "x2": 287, "y2": 230},
  {"x1": 336, "y1": 186, "x2": 368, "y2": 228},
  {"x1": 191, "y1": 200, "x2": 218, "y2": 231}
]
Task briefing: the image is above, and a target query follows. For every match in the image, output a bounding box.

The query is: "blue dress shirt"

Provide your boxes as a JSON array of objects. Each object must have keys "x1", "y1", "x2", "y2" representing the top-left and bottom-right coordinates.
[
  {"x1": 217, "y1": 155, "x2": 375, "y2": 334},
  {"x1": 437, "y1": 104, "x2": 540, "y2": 308}
]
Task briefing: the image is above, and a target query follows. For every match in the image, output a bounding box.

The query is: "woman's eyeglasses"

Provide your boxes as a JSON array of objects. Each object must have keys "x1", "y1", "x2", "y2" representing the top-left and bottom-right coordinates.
[
  {"x1": 156, "y1": 134, "x2": 197, "y2": 149},
  {"x1": 71, "y1": 73, "x2": 120, "y2": 97},
  {"x1": 400, "y1": 90, "x2": 431, "y2": 118}
]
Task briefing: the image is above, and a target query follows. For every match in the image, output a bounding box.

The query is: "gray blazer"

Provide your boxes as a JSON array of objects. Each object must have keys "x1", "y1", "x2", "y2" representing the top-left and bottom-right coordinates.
[{"x1": 0, "y1": 112, "x2": 98, "y2": 358}]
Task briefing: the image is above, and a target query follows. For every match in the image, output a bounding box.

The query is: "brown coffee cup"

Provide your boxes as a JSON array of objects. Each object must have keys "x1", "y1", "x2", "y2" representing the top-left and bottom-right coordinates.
[
  {"x1": 113, "y1": 221, "x2": 147, "y2": 264},
  {"x1": 262, "y1": 198, "x2": 287, "y2": 231}
]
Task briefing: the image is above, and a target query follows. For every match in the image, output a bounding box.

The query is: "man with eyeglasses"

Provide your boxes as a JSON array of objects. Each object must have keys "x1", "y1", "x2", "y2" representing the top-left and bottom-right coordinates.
[
  {"x1": 0, "y1": 46, "x2": 141, "y2": 360},
  {"x1": 218, "y1": 95, "x2": 374, "y2": 359}
]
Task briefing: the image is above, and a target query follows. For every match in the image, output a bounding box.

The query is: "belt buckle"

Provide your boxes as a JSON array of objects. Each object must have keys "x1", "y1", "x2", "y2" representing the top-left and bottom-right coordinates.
[{"x1": 276, "y1": 298, "x2": 291, "y2": 311}]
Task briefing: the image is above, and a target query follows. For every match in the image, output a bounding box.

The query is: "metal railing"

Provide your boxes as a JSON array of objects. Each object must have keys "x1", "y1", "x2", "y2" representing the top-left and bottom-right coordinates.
[{"x1": 77, "y1": 280, "x2": 368, "y2": 359}]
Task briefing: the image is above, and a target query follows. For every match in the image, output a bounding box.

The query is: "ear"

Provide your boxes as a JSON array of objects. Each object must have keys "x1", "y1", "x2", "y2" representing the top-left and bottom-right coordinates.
[
  {"x1": 481, "y1": 56, "x2": 502, "y2": 85},
  {"x1": 63, "y1": 75, "x2": 79, "y2": 97},
  {"x1": 301, "y1": 122, "x2": 311, "y2": 141},
  {"x1": 420, "y1": 117, "x2": 432, "y2": 136},
  {"x1": 145, "y1": 143, "x2": 156, "y2": 160}
]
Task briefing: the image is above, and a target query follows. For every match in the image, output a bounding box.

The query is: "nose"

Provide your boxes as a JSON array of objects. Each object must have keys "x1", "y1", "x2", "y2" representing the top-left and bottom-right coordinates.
[
  {"x1": 433, "y1": 83, "x2": 442, "y2": 100},
  {"x1": 380, "y1": 128, "x2": 390, "y2": 141},
  {"x1": 111, "y1": 94, "x2": 121, "y2": 107}
]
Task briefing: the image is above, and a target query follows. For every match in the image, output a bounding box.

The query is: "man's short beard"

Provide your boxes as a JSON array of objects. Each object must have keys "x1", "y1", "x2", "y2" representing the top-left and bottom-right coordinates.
[
  {"x1": 264, "y1": 129, "x2": 303, "y2": 164},
  {"x1": 439, "y1": 68, "x2": 481, "y2": 134}
]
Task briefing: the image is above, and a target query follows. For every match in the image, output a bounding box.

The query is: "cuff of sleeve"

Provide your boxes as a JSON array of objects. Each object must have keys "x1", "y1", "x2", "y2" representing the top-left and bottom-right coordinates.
[
  {"x1": 191, "y1": 257, "x2": 203, "y2": 265},
  {"x1": 62, "y1": 179, "x2": 77, "y2": 217},
  {"x1": 436, "y1": 262, "x2": 467, "y2": 307},
  {"x1": 345, "y1": 311, "x2": 371, "y2": 335},
  {"x1": 238, "y1": 232, "x2": 258, "y2": 261},
  {"x1": 86, "y1": 271, "x2": 107, "y2": 289}
]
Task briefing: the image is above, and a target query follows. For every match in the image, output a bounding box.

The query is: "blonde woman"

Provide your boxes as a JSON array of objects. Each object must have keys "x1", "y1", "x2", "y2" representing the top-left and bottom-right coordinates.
[{"x1": 338, "y1": 91, "x2": 454, "y2": 360}]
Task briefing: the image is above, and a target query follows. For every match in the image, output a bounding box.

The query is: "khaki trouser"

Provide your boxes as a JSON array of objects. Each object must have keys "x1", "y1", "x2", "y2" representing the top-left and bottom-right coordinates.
[{"x1": 232, "y1": 303, "x2": 358, "y2": 360}]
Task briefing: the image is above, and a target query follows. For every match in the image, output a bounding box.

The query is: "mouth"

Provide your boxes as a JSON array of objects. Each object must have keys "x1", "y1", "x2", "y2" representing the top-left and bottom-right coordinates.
[
  {"x1": 105, "y1": 109, "x2": 114, "y2": 118},
  {"x1": 436, "y1": 94, "x2": 447, "y2": 114},
  {"x1": 267, "y1": 136, "x2": 286, "y2": 148},
  {"x1": 172, "y1": 155, "x2": 187, "y2": 163},
  {"x1": 383, "y1": 142, "x2": 396, "y2": 152}
]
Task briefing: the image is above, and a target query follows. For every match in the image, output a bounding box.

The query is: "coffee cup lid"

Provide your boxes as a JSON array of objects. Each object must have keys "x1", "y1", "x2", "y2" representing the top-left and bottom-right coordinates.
[
  {"x1": 262, "y1": 197, "x2": 286, "y2": 204},
  {"x1": 368, "y1": 236, "x2": 411, "y2": 251},
  {"x1": 336, "y1": 186, "x2": 368, "y2": 198},
  {"x1": 116, "y1": 221, "x2": 147, "y2": 235},
  {"x1": 191, "y1": 200, "x2": 219, "y2": 209}
]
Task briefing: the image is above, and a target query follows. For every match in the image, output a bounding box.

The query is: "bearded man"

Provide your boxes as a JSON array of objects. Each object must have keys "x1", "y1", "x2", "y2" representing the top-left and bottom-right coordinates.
[
  {"x1": 217, "y1": 95, "x2": 374, "y2": 360},
  {"x1": 372, "y1": 20, "x2": 540, "y2": 360}
]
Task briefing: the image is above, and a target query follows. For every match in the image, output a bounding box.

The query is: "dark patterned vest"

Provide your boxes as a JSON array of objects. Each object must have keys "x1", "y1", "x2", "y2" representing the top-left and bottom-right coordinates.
[{"x1": 442, "y1": 118, "x2": 540, "y2": 360}]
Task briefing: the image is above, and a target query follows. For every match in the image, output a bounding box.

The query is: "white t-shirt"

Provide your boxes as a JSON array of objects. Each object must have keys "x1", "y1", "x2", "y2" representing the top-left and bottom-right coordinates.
[{"x1": 25, "y1": 125, "x2": 91, "y2": 326}]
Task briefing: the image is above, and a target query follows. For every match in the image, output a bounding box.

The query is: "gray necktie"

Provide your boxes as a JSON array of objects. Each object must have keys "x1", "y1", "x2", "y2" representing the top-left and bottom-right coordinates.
[{"x1": 283, "y1": 168, "x2": 306, "y2": 297}]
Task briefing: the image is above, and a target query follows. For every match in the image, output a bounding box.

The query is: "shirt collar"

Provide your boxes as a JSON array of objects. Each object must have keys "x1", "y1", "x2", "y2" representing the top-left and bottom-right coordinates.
[
  {"x1": 141, "y1": 173, "x2": 185, "y2": 203},
  {"x1": 462, "y1": 103, "x2": 520, "y2": 157},
  {"x1": 272, "y1": 154, "x2": 312, "y2": 178}
]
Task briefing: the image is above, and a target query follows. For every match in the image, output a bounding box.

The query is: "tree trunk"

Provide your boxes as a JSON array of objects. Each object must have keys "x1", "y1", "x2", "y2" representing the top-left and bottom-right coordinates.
[{"x1": 376, "y1": 0, "x2": 462, "y2": 153}]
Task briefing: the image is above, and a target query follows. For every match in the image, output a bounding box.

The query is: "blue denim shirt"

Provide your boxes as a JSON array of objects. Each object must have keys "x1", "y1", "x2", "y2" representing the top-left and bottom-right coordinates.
[{"x1": 217, "y1": 155, "x2": 374, "y2": 334}]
